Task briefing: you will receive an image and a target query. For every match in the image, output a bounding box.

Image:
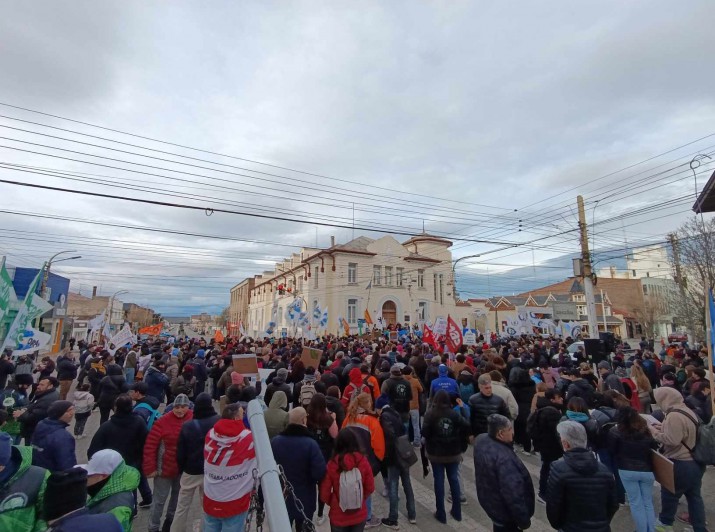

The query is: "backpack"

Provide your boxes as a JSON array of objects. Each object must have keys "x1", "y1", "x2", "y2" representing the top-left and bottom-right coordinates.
[
  {"x1": 338, "y1": 467, "x2": 363, "y2": 512},
  {"x1": 135, "y1": 402, "x2": 161, "y2": 430},
  {"x1": 300, "y1": 381, "x2": 317, "y2": 408},
  {"x1": 459, "y1": 382, "x2": 475, "y2": 403},
  {"x1": 620, "y1": 379, "x2": 641, "y2": 411},
  {"x1": 674, "y1": 409, "x2": 715, "y2": 466}
]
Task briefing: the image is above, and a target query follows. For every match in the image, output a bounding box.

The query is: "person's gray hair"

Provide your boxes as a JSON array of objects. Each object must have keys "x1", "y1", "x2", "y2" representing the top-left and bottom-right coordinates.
[
  {"x1": 487, "y1": 414, "x2": 512, "y2": 439},
  {"x1": 557, "y1": 420, "x2": 588, "y2": 449},
  {"x1": 478, "y1": 374, "x2": 492, "y2": 386}
]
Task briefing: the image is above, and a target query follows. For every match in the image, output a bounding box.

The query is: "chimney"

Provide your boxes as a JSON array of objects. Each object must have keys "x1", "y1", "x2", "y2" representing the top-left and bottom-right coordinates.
[
  {"x1": 92, "y1": 286, "x2": 97, "y2": 298},
  {"x1": 330, "y1": 235, "x2": 335, "y2": 247}
]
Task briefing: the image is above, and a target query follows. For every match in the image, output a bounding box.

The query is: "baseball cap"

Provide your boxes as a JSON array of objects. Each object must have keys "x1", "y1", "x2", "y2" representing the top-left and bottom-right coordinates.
[
  {"x1": 78, "y1": 449, "x2": 122, "y2": 476},
  {"x1": 174, "y1": 394, "x2": 191, "y2": 406}
]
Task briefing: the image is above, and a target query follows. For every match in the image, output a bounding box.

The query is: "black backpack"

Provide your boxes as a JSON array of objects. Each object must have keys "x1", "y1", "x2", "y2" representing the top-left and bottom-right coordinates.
[{"x1": 391, "y1": 381, "x2": 411, "y2": 413}]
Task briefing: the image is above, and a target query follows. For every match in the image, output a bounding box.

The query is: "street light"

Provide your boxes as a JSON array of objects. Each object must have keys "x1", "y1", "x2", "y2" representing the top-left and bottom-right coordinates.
[
  {"x1": 107, "y1": 290, "x2": 129, "y2": 336},
  {"x1": 451, "y1": 253, "x2": 482, "y2": 299},
  {"x1": 40, "y1": 251, "x2": 81, "y2": 299}
]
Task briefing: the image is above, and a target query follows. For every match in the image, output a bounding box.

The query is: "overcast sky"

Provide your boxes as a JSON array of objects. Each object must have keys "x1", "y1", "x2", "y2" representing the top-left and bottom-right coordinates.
[{"x1": 0, "y1": 1, "x2": 714, "y2": 315}]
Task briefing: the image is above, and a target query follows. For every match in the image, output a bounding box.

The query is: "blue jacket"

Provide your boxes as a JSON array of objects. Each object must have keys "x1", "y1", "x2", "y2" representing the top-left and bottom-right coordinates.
[
  {"x1": 430, "y1": 376, "x2": 459, "y2": 398},
  {"x1": 31, "y1": 419, "x2": 76, "y2": 472},
  {"x1": 271, "y1": 424, "x2": 326, "y2": 521},
  {"x1": 144, "y1": 366, "x2": 169, "y2": 403},
  {"x1": 474, "y1": 433, "x2": 535, "y2": 528},
  {"x1": 48, "y1": 508, "x2": 122, "y2": 532}
]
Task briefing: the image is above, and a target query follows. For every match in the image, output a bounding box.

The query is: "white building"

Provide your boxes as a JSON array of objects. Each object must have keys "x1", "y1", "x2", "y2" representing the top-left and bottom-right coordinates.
[
  {"x1": 598, "y1": 245, "x2": 672, "y2": 281},
  {"x1": 247, "y1": 234, "x2": 473, "y2": 336}
]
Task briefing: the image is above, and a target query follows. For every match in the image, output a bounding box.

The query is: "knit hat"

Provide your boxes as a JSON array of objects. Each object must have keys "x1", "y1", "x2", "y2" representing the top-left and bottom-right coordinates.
[
  {"x1": 390, "y1": 365, "x2": 402, "y2": 376},
  {"x1": 196, "y1": 349, "x2": 206, "y2": 359},
  {"x1": 44, "y1": 468, "x2": 89, "y2": 522},
  {"x1": 192, "y1": 392, "x2": 216, "y2": 420},
  {"x1": 174, "y1": 394, "x2": 191, "y2": 407},
  {"x1": 47, "y1": 401, "x2": 73, "y2": 420},
  {"x1": 277, "y1": 368, "x2": 289, "y2": 379},
  {"x1": 0, "y1": 433, "x2": 12, "y2": 468},
  {"x1": 597, "y1": 361, "x2": 610, "y2": 370}
]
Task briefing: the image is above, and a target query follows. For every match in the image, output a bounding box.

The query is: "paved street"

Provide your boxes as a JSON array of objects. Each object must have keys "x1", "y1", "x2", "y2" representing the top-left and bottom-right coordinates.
[{"x1": 72, "y1": 401, "x2": 714, "y2": 532}]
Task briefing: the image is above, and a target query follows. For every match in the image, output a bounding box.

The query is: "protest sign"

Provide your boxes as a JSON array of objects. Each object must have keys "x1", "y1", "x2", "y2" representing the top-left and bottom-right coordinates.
[
  {"x1": 301, "y1": 347, "x2": 323, "y2": 370},
  {"x1": 232, "y1": 353, "x2": 259, "y2": 377},
  {"x1": 433, "y1": 316, "x2": 447, "y2": 336}
]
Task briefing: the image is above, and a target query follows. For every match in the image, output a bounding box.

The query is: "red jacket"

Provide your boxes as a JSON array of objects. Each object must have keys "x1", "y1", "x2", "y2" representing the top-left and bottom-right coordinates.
[
  {"x1": 143, "y1": 410, "x2": 193, "y2": 478},
  {"x1": 319, "y1": 451, "x2": 374, "y2": 527}
]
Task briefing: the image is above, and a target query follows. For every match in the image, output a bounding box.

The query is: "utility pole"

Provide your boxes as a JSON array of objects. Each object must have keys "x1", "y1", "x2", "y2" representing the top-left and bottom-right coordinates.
[
  {"x1": 577, "y1": 196, "x2": 600, "y2": 337},
  {"x1": 668, "y1": 233, "x2": 693, "y2": 341}
]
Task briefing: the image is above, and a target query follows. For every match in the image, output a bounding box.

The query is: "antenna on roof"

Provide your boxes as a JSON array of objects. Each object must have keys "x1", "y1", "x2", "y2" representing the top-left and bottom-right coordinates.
[{"x1": 422, "y1": 220, "x2": 425, "y2": 233}]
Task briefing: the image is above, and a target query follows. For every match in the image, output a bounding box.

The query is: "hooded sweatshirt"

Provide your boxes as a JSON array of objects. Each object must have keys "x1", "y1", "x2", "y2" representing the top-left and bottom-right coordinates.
[
  {"x1": 264, "y1": 391, "x2": 289, "y2": 440},
  {"x1": 341, "y1": 368, "x2": 370, "y2": 408},
  {"x1": 203, "y1": 418, "x2": 256, "y2": 518},
  {"x1": 653, "y1": 387, "x2": 698, "y2": 461},
  {"x1": 429, "y1": 364, "x2": 459, "y2": 398}
]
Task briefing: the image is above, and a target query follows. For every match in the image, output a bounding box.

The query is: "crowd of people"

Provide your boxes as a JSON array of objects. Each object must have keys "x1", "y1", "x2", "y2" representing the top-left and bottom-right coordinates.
[{"x1": 0, "y1": 331, "x2": 711, "y2": 532}]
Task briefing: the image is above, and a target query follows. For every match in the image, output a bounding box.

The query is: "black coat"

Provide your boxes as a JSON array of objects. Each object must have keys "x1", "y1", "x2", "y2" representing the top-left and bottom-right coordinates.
[
  {"x1": 325, "y1": 395, "x2": 345, "y2": 429},
  {"x1": 271, "y1": 424, "x2": 327, "y2": 521},
  {"x1": 474, "y1": 434, "x2": 535, "y2": 528},
  {"x1": 18, "y1": 388, "x2": 59, "y2": 440},
  {"x1": 469, "y1": 393, "x2": 509, "y2": 436},
  {"x1": 97, "y1": 374, "x2": 129, "y2": 410},
  {"x1": 422, "y1": 406, "x2": 470, "y2": 462},
  {"x1": 546, "y1": 448, "x2": 618, "y2": 532},
  {"x1": 607, "y1": 427, "x2": 657, "y2": 472},
  {"x1": 31, "y1": 419, "x2": 76, "y2": 472},
  {"x1": 379, "y1": 405, "x2": 405, "y2": 467},
  {"x1": 508, "y1": 379, "x2": 536, "y2": 423},
  {"x1": 527, "y1": 398, "x2": 564, "y2": 461},
  {"x1": 87, "y1": 411, "x2": 148, "y2": 469},
  {"x1": 56, "y1": 356, "x2": 78, "y2": 381},
  {"x1": 177, "y1": 413, "x2": 220, "y2": 475},
  {"x1": 264, "y1": 380, "x2": 292, "y2": 411},
  {"x1": 566, "y1": 378, "x2": 596, "y2": 407}
]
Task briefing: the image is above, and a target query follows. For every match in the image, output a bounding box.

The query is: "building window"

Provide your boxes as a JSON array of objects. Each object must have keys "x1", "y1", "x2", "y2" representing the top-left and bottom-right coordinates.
[
  {"x1": 396, "y1": 267, "x2": 403, "y2": 287},
  {"x1": 373, "y1": 266, "x2": 381, "y2": 285},
  {"x1": 632, "y1": 269, "x2": 637, "y2": 277},
  {"x1": 643, "y1": 285, "x2": 648, "y2": 295},
  {"x1": 347, "y1": 298, "x2": 357, "y2": 324},
  {"x1": 314, "y1": 267, "x2": 319, "y2": 289},
  {"x1": 385, "y1": 266, "x2": 393, "y2": 286},
  {"x1": 433, "y1": 274, "x2": 438, "y2": 301},
  {"x1": 577, "y1": 305, "x2": 586, "y2": 315},
  {"x1": 348, "y1": 263, "x2": 357, "y2": 284},
  {"x1": 417, "y1": 269, "x2": 424, "y2": 289},
  {"x1": 418, "y1": 301, "x2": 427, "y2": 320},
  {"x1": 278, "y1": 307, "x2": 283, "y2": 325},
  {"x1": 439, "y1": 274, "x2": 444, "y2": 305}
]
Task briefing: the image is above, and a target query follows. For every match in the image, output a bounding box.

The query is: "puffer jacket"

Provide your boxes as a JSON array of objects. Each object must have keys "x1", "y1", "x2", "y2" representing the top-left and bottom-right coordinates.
[
  {"x1": 144, "y1": 365, "x2": 169, "y2": 403},
  {"x1": 469, "y1": 392, "x2": 510, "y2": 436},
  {"x1": 143, "y1": 409, "x2": 194, "y2": 478},
  {"x1": 97, "y1": 367, "x2": 129, "y2": 410},
  {"x1": 31, "y1": 418, "x2": 76, "y2": 472},
  {"x1": 319, "y1": 451, "x2": 375, "y2": 527},
  {"x1": 422, "y1": 405, "x2": 470, "y2": 463},
  {"x1": 56, "y1": 355, "x2": 78, "y2": 381},
  {"x1": 566, "y1": 378, "x2": 596, "y2": 407},
  {"x1": 474, "y1": 434, "x2": 534, "y2": 528},
  {"x1": 607, "y1": 427, "x2": 658, "y2": 472},
  {"x1": 546, "y1": 448, "x2": 618, "y2": 532},
  {"x1": 87, "y1": 461, "x2": 140, "y2": 532},
  {"x1": 527, "y1": 397, "x2": 564, "y2": 461},
  {"x1": 263, "y1": 374, "x2": 292, "y2": 410},
  {"x1": 264, "y1": 391, "x2": 290, "y2": 440},
  {"x1": 88, "y1": 411, "x2": 148, "y2": 469},
  {"x1": 0, "y1": 445, "x2": 50, "y2": 532}
]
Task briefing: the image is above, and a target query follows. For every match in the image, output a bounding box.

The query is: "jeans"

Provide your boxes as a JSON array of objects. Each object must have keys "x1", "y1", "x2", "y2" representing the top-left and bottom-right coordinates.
[
  {"x1": 598, "y1": 449, "x2": 625, "y2": 504},
  {"x1": 659, "y1": 460, "x2": 706, "y2": 532},
  {"x1": 409, "y1": 409, "x2": 421, "y2": 445},
  {"x1": 331, "y1": 524, "x2": 365, "y2": 532},
  {"x1": 431, "y1": 460, "x2": 460, "y2": 521},
  {"x1": 538, "y1": 459, "x2": 553, "y2": 498},
  {"x1": 73, "y1": 412, "x2": 91, "y2": 436},
  {"x1": 149, "y1": 476, "x2": 180, "y2": 532},
  {"x1": 138, "y1": 473, "x2": 153, "y2": 502},
  {"x1": 366, "y1": 494, "x2": 372, "y2": 520},
  {"x1": 387, "y1": 465, "x2": 416, "y2": 521},
  {"x1": 125, "y1": 367, "x2": 135, "y2": 385},
  {"x1": 170, "y1": 473, "x2": 204, "y2": 532},
  {"x1": 619, "y1": 469, "x2": 655, "y2": 532},
  {"x1": 203, "y1": 512, "x2": 247, "y2": 532}
]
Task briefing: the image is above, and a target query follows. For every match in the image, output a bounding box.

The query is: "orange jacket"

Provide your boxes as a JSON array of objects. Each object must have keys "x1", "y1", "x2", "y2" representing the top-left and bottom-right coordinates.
[{"x1": 342, "y1": 412, "x2": 385, "y2": 461}]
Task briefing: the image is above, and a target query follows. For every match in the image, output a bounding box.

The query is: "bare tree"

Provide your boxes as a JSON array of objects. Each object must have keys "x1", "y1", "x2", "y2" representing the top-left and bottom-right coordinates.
[
  {"x1": 218, "y1": 305, "x2": 230, "y2": 327},
  {"x1": 669, "y1": 216, "x2": 715, "y2": 341}
]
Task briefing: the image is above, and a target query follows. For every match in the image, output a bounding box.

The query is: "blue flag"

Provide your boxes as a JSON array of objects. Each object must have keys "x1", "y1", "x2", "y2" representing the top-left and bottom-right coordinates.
[{"x1": 709, "y1": 288, "x2": 715, "y2": 363}]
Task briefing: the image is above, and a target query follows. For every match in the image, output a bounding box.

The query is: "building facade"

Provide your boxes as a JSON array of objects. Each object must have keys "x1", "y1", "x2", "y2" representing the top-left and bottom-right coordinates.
[
  {"x1": 228, "y1": 278, "x2": 255, "y2": 336},
  {"x1": 246, "y1": 234, "x2": 472, "y2": 337},
  {"x1": 67, "y1": 292, "x2": 126, "y2": 335},
  {"x1": 123, "y1": 303, "x2": 155, "y2": 329}
]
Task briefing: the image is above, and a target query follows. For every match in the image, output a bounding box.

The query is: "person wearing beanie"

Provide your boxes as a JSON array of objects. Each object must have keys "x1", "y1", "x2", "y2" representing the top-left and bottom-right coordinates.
[
  {"x1": 381, "y1": 365, "x2": 413, "y2": 423},
  {"x1": 172, "y1": 393, "x2": 219, "y2": 532},
  {"x1": 143, "y1": 393, "x2": 194, "y2": 532},
  {"x1": 0, "y1": 431, "x2": 50, "y2": 532},
  {"x1": 15, "y1": 376, "x2": 59, "y2": 443},
  {"x1": 1, "y1": 373, "x2": 32, "y2": 443},
  {"x1": 203, "y1": 412, "x2": 257, "y2": 531},
  {"x1": 31, "y1": 400, "x2": 76, "y2": 472},
  {"x1": 44, "y1": 467, "x2": 122, "y2": 532},
  {"x1": 164, "y1": 354, "x2": 180, "y2": 403},
  {"x1": 264, "y1": 367, "x2": 292, "y2": 411}
]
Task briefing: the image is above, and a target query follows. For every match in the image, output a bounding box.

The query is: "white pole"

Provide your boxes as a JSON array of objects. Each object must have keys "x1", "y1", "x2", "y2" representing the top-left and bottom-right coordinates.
[{"x1": 601, "y1": 289, "x2": 608, "y2": 334}]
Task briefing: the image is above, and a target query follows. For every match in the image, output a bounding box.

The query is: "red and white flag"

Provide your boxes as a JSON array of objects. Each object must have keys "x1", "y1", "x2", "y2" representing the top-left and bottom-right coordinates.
[
  {"x1": 423, "y1": 323, "x2": 438, "y2": 349},
  {"x1": 445, "y1": 315, "x2": 463, "y2": 354}
]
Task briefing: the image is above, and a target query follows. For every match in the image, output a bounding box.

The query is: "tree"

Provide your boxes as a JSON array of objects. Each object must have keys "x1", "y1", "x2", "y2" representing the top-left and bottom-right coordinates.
[
  {"x1": 669, "y1": 216, "x2": 715, "y2": 342},
  {"x1": 217, "y1": 305, "x2": 230, "y2": 327}
]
